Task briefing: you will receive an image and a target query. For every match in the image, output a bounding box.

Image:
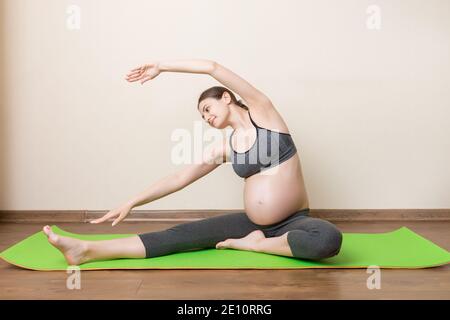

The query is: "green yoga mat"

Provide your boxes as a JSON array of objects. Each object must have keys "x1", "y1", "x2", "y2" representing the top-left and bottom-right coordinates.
[{"x1": 0, "y1": 226, "x2": 449, "y2": 271}]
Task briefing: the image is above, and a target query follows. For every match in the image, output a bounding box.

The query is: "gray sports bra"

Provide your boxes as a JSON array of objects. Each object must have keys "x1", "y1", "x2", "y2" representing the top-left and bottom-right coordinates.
[{"x1": 229, "y1": 110, "x2": 297, "y2": 178}]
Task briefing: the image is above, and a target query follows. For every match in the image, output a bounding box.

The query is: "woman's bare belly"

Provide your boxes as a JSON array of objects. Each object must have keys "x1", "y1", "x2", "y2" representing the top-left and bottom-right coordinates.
[{"x1": 243, "y1": 153, "x2": 310, "y2": 226}]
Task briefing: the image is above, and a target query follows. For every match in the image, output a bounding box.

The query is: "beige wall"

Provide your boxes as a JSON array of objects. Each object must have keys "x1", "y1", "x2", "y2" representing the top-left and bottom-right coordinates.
[{"x1": 1, "y1": 0, "x2": 449, "y2": 210}]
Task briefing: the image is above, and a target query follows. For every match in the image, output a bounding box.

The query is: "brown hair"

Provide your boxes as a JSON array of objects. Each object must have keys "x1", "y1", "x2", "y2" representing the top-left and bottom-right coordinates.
[{"x1": 197, "y1": 86, "x2": 249, "y2": 111}]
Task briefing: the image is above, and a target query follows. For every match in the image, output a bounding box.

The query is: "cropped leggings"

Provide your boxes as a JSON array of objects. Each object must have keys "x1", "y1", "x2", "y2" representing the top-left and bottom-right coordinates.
[{"x1": 137, "y1": 208, "x2": 343, "y2": 261}]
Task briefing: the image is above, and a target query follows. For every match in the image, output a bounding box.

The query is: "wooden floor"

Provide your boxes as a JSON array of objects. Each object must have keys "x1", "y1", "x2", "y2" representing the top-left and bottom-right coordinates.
[{"x1": 0, "y1": 220, "x2": 449, "y2": 299}]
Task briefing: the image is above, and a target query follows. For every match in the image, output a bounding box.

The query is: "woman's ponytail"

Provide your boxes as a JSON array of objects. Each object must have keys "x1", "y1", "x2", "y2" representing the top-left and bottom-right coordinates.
[{"x1": 236, "y1": 99, "x2": 249, "y2": 110}]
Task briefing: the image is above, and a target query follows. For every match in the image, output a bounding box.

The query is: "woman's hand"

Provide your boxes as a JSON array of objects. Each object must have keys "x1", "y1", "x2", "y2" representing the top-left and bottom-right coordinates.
[
  {"x1": 90, "y1": 202, "x2": 134, "y2": 226},
  {"x1": 125, "y1": 62, "x2": 161, "y2": 85}
]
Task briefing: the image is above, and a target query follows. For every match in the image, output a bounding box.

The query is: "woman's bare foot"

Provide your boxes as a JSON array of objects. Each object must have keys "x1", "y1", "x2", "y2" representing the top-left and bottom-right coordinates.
[
  {"x1": 216, "y1": 230, "x2": 266, "y2": 252},
  {"x1": 43, "y1": 225, "x2": 90, "y2": 265}
]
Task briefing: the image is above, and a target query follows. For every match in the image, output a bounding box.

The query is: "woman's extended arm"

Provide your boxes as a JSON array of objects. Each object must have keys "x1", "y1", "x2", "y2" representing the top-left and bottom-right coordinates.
[
  {"x1": 126, "y1": 59, "x2": 271, "y2": 108},
  {"x1": 125, "y1": 172, "x2": 186, "y2": 208},
  {"x1": 90, "y1": 139, "x2": 226, "y2": 226},
  {"x1": 126, "y1": 138, "x2": 225, "y2": 208},
  {"x1": 128, "y1": 139, "x2": 225, "y2": 207},
  {"x1": 158, "y1": 59, "x2": 270, "y2": 106},
  {"x1": 89, "y1": 172, "x2": 186, "y2": 225},
  {"x1": 125, "y1": 59, "x2": 214, "y2": 84},
  {"x1": 158, "y1": 59, "x2": 215, "y2": 74}
]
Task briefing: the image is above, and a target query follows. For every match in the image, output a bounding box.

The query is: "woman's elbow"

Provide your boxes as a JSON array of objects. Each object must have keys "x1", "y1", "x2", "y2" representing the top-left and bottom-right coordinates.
[{"x1": 208, "y1": 60, "x2": 218, "y2": 74}]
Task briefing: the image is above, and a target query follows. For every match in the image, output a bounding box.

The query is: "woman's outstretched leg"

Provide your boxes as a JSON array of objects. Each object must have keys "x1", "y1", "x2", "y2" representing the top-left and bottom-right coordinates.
[
  {"x1": 137, "y1": 212, "x2": 261, "y2": 258},
  {"x1": 42, "y1": 212, "x2": 261, "y2": 264},
  {"x1": 43, "y1": 225, "x2": 146, "y2": 265}
]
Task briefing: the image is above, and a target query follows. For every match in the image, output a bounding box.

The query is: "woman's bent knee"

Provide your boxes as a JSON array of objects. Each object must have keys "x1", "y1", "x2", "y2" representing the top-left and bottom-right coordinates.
[
  {"x1": 318, "y1": 228, "x2": 343, "y2": 259},
  {"x1": 287, "y1": 225, "x2": 343, "y2": 260}
]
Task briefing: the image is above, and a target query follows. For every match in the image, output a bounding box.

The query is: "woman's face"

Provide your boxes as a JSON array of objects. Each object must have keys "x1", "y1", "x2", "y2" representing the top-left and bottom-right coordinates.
[{"x1": 198, "y1": 94, "x2": 230, "y2": 129}]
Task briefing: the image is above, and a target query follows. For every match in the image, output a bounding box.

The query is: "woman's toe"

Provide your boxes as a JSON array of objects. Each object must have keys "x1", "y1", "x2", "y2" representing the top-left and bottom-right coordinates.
[
  {"x1": 216, "y1": 240, "x2": 231, "y2": 249},
  {"x1": 43, "y1": 226, "x2": 59, "y2": 245}
]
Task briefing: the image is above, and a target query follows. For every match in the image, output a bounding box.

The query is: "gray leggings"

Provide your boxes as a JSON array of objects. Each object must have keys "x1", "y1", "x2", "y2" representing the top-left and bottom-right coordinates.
[{"x1": 137, "y1": 208, "x2": 343, "y2": 261}]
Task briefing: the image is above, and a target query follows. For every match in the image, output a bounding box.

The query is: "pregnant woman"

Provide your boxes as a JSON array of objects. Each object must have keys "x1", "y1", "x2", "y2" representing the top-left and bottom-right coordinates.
[{"x1": 43, "y1": 59, "x2": 343, "y2": 265}]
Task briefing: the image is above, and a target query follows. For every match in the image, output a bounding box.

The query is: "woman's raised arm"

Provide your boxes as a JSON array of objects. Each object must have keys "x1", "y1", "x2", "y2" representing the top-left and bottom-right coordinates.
[
  {"x1": 158, "y1": 59, "x2": 215, "y2": 74},
  {"x1": 125, "y1": 59, "x2": 215, "y2": 84},
  {"x1": 126, "y1": 59, "x2": 271, "y2": 110}
]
